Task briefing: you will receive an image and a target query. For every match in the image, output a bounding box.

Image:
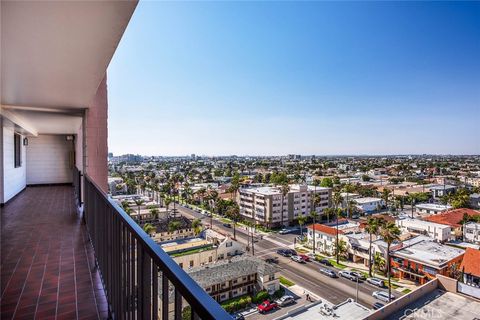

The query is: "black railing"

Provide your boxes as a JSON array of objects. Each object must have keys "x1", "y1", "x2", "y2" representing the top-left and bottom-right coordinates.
[
  {"x1": 73, "y1": 166, "x2": 82, "y2": 206},
  {"x1": 84, "y1": 175, "x2": 231, "y2": 320}
]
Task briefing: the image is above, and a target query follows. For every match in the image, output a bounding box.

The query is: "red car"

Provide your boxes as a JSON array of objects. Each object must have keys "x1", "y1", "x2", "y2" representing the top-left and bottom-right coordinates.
[
  {"x1": 257, "y1": 300, "x2": 278, "y2": 314},
  {"x1": 299, "y1": 254, "x2": 310, "y2": 262}
]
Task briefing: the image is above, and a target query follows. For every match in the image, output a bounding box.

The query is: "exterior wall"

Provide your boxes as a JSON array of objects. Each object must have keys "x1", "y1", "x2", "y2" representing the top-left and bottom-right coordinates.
[
  {"x1": 85, "y1": 75, "x2": 108, "y2": 193},
  {"x1": 464, "y1": 223, "x2": 480, "y2": 244},
  {"x1": 174, "y1": 250, "x2": 216, "y2": 269},
  {"x1": 2, "y1": 122, "x2": 26, "y2": 203},
  {"x1": 0, "y1": 118, "x2": 3, "y2": 204},
  {"x1": 26, "y1": 134, "x2": 74, "y2": 185},
  {"x1": 396, "y1": 219, "x2": 451, "y2": 242}
]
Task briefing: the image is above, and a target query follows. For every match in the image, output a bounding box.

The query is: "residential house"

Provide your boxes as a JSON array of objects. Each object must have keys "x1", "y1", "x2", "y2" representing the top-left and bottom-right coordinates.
[
  {"x1": 459, "y1": 248, "x2": 480, "y2": 289},
  {"x1": 415, "y1": 203, "x2": 452, "y2": 215},
  {"x1": 430, "y1": 185, "x2": 456, "y2": 200},
  {"x1": 353, "y1": 197, "x2": 385, "y2": 213},
  {"x1": 396, "y1": 218, "x2": 452, "y2": 242},
  {"x1": 307, "y1": 224, "x2": 345, "y2": 255},
  {"x1": 424, "y1": 208, "x2": 480, "y2": 240},
  {"x1": 464, "y1": 222, "x2": 480, "y2": 244}
]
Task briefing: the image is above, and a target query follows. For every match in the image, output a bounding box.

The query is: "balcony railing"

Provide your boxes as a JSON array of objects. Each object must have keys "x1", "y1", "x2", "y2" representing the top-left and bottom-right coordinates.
[{"x1": 84, "y1": 175, "x2": 231, "y2": 319}]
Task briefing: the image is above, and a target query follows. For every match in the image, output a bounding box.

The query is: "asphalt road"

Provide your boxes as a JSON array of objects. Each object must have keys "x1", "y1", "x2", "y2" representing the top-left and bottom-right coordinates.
[{"x1": 174, "y1": 203, "x2": 400, "y2": 309}]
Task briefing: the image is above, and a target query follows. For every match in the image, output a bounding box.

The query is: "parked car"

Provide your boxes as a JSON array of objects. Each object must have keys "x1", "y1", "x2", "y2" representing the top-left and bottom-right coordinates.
[
  {"x1": 291, "y1": 255, "x2": 305, "y2": 263},
  {"x1": 279, "y1": 228, "x2": 290, "y2": 234},
  {"x1": 298, "y1": 254, "x2": 310, "y2": 262},
  {"x1": 372, "y1": 302, "x2": 385, "y2": 310},
  {"x1": 266, "y1": 257, "x2": 279, "y2": 264},
  {"x1": 277, "y1": 249, "x2": 291, "y2": 257},
  {"x1": 339, "y1": 271, "x2": 359, "y2": 281},
  {"x1": 287, "y1": 249, "x2": 297, "y2": 256},
  {"x1": 223, "y1": 223, "x2": 232, "y2": 228},
  {"x1": 320, "y1": 268, "x2": 337, "y2": 278},
  {"x1": 351, "y1": 271, "x2": 366, "y2": 281},
  {"x1": 318, "y1": 258, "x2": 333, "y2": 266},
  {"x1": 372, "y1": 291, "x2": 395, "y2": 303},
  {"x1": 230, "y1": 313, "x2": 245, "y2": 320},
  {"x1": 257, "y1": 300, "x2": 278, "y2": 314},
  {"x1": 367, "y1": 277, "x2": 385, "y2": 288},
  {"x1": 275, "y1": 295, "x2": 295, "y2": 307}
]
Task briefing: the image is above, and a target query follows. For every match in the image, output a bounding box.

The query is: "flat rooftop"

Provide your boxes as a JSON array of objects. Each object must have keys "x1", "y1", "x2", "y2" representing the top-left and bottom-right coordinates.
[
  {"x1": 397, "y1": 218, "x2": 451, "y2": 230},
  {"x1": 387, "y1": 289, "x2": 480, "y2": 320},
  {"x1": 393, "y1": 240, "x2": 464, "y2": 268},
  {"x1": 354, "y1": 197, "x2": 382, "y2": 204},
  {"x1": 277, "y1": 299, "x2": 371, "y2": 320},
  {"x1": 415, "y1": 203, "x2": 452, "y2": 211}
]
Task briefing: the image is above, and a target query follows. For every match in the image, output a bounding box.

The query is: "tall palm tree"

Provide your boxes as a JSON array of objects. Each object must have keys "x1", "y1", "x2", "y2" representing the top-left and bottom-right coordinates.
[
  {"x1": 143, "y1": 223, "x2": 156, "y2": 236},
  {"x1": 280, "y1": 182, "x2": 290, "y2": 227},
  {"x1": 381, "y1": 188, "x2": 392, "y2": 210},
  {"x1": 297, "y1": 215, "x2": 307, "y2": 242},
  {"x1": 380, "y1": 221, "x2": 401, "y2": 302},
  {"x1": 168, "y1": 221, "x2": 181, "y2": 233},
  {"x1": 149, "y1": 208, "x2": 159, "y2": 221},
  {"x1": 365, "y1": 217, "x2": 381, "y2": 277},
  {"x1": 134, "y1": 199, "x2": 144, "y2": 219},
  {"x1": 310, "y1": 210, "x2": 319, "y2": 254},
  {"x1": 226, "y1": 205, "x2": 240, "y2": 240},
  {"x1": 332, "y1": 193, "x2": 344, "y2": 264}
]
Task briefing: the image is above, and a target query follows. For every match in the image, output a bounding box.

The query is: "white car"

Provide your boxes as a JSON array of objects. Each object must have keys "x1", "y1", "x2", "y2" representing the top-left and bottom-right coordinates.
[
  {"x1": 372, "y1": 291, "x2": 395, "y2": 302},
  {"x1": 275, "y1": 295, "x2": 295, "y2": 307},
  {"x1": 279, "y1": 228, "x2": 290, "y2": 234},
  {"x1": 367, "y1": 277, "x2": 385, "y2": 288},
  {"x1": 291, "y1": 255, "x2": 305, "y2": 263}
]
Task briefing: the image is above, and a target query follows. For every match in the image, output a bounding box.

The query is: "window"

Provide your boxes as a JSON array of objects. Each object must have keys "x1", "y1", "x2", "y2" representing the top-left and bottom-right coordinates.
[
  {"x1": 179, "y1": 263, "x2": 183, "y2": 269},
  {"x1": 14, "y1": 133, "x2": 21, "y2": 168},
  {"x1": 189, "y1": 260, "x2": 194, "y2": 267}
]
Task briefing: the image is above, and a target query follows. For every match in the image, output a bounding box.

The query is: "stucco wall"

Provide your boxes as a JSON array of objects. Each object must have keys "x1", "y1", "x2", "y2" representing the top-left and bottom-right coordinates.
[{"x1": 2, "y1": 121, "x2": 26, "y2": 203}]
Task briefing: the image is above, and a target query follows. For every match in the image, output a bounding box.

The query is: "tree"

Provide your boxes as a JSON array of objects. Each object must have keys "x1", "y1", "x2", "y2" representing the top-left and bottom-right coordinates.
[
  {"x1": 164, "y1": 198, "x2": 172, "y2": 213},
  {"x1": 320, "y1": 177, "x2": 334, "y2": 188},
  {"x1": 381, "y1": 188, "x2": 392, "y2": 209},
  {"x1": 134, "y1": 199, "x2": 144, "y2": 218},
  {"x1": 333, "y1": 239, "x2": 348, "y2": 258},
  {"x1": 310, "y1": 210, "x2": 319, "y2": 254},
  {"x1": 192, "y1": 218, "x2": 203, "y2": 236},
  {"x1": 168, "y1": 221, "x2": 181, "y2": 232},
  {"x1": 280, "y1": 183, "x2": 290, "y2": 227},
  {"x1": 374, "y1": 252, "x2": 385, "y2": 276},
  {"x1": 297, "y1": 215, "x2": 307, "y2": 242},
  {"x1": 143, "y1": 223, "x2": 156, "y2": 236},
  {"x1": 365, "y1": 217, "x2": 383, "y2": 277},
  {"x1": 379, "y1": 221, "x2": 401, "y2": 302},
  {"x1": 332, "y1": 193, "x2": 344, "y2": 264},
  {"x1": 226, "y1": 205, "x2": 240, "y2": 239},
  {"x1": 323, "y1": 207, "x2": 333, "y2": 224}
]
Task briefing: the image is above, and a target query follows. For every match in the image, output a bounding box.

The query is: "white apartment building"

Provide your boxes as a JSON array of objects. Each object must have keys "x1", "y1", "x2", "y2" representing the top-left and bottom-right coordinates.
[
  {"x1": 415, "y1": 203, "x2": 452, "y2": 215},
  {"x1": 464, "y1": 222, "x2": 480, "y2": 244},
  {"x1": 396, "y1": 218, "x2": 452, "y2": 242},
  {"x1": 238, "y1": 184, "x2": 331, "y2": 227},
  {"x1": 353, "y1": 197, "x2": 385, "y2": 213}
]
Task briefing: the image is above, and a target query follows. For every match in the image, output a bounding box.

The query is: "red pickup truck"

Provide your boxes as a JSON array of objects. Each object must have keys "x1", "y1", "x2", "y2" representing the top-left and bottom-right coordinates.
[{"x1": 257, "y1": 300, "x2": 278, "y2": 314}]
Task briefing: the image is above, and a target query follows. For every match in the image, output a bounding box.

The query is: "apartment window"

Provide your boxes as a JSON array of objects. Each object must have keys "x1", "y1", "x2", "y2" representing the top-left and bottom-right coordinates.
[
  {"x1": 209, "y1": 256, "x2": 213, "y2": 263},
  {"x1": 14, "y1": 133, "x2": 21, "y2": 168},
  {"x1": 189, "y1": 261, "x2": 194, "y2": 267}
]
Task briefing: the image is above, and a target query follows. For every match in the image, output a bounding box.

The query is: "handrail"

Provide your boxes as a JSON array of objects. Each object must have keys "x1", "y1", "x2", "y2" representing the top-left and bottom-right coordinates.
[{"x1": 84, "y1": 174, "x2": 231, "y2": 320}]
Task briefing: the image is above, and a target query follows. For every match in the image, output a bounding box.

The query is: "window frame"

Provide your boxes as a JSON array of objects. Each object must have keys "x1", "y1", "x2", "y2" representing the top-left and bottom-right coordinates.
[{"x1": 14, "y1": 133, "x2": 22, "y2": 168}]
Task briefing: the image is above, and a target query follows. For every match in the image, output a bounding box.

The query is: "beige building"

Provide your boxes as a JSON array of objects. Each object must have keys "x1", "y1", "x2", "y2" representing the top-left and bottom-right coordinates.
[{"x1": 238, "y1": 184, "x2": 331, "y2": 227}]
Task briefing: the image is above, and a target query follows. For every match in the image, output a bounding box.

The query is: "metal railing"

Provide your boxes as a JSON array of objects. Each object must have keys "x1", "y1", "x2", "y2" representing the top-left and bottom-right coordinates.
[
  {"x1": 73, "y1": 166, "x2": 82, "y2": 206},
  {"x1": 84, "y1": 175, "x2": 231, "y2": 320}
]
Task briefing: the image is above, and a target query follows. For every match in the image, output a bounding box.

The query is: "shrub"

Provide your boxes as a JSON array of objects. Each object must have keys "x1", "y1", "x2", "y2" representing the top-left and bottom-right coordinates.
[
  {"x1": 252, "y1": 290, "x2": 269, "y2": 304},
  {"x1": 272, "y1": 287, "x2": 285, "y2": 299}
]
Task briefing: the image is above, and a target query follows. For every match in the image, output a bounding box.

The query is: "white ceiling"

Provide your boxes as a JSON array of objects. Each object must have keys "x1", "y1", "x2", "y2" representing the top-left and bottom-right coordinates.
[{"x1": 1, "y1": 0, "x2": 138, "y2": 110}]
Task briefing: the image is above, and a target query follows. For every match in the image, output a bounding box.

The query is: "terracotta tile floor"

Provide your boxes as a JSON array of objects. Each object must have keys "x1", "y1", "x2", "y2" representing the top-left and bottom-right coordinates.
[{"x1": 1, "y1": 186, "x2": 109, "y2": 319}]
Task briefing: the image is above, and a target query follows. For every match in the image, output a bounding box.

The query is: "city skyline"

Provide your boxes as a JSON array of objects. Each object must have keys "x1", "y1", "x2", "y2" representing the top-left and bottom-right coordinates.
[{"x1": 108, "y1": 1, "x2": 480, "y2": 156}]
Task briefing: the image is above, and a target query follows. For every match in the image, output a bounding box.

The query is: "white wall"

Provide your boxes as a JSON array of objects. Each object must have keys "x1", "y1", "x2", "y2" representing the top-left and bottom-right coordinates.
[
  {"x1": 0, "y1": 118, "x2": 4, "y2": 204},
  {"x1": 26, "y1": 134, "x2": 73, "y2": 185},
  {"x1": 2, "y1": 122, "x2": 27, "y2": 203}
]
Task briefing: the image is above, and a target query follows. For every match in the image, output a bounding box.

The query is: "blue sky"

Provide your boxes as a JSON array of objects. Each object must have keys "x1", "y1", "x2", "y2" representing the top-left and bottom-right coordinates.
[{"x1": 108, "y1": 1, "x2": 480, "y2": 156}]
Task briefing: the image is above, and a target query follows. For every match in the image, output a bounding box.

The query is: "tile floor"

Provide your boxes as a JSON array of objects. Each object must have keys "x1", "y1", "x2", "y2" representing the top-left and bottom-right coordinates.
[{"x1": 1, "y1": 186, "x2": 109, "y2": 319}]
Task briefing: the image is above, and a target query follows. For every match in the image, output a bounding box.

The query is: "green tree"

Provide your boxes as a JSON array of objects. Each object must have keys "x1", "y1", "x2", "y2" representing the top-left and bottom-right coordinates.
[
  {"x1": 297, "y1": 215, "x2": 307, "y2": 242},
  {"x1": 149, "y1": 208, "x2": 159, "y2": 220},
  {"x1": 226, "y1": 205, "x2": 240, "y2": 239},
  {"x1": 380, "y1": 221, "x2": 401, "y2": 302},
  {"x1": 320, "y1": 177, "x2": 334, "y2": 188},
  {"x1": 310, "y1": 210, "x2": 319, "y2": 254},
  {"x1": 333, "y1": 239, "x2": 348, "y2": 258},
  {"x1": 143, "y1": 223, "x2": 156, "y2": 235},
  {"x1": 365, "y1": 217, "x2": 383, "y2": 277},
  {"x1": 134, "y1": 199, "x2": 144, "y2": 218},
  {"x1": 280, "y1": 183, "x2": 290, "y2": 227},
  {"x1": 168, "y1": 221, "x2": 181, "y2": 232},
  {"x1": 192, "y1": 218, "x2": 203, "y2": 236}
]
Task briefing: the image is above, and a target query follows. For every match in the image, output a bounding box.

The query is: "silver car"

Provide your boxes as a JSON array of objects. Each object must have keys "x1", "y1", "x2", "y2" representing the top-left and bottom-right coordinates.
[
  {"x1": 372, "y1": 291, "x2": 395, "y2": 302},
  {"x1": 275, "y1": 295, "x2": 295, "y2": 307},
  {"x1": 367, "y1": 277, "x2": 385, "y2": 287}
]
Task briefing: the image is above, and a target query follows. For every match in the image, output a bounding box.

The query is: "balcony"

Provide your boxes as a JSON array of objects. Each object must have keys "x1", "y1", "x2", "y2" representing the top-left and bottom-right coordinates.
[{"x1": 1, "y1": 175, "x2": 230, "y2": 319}]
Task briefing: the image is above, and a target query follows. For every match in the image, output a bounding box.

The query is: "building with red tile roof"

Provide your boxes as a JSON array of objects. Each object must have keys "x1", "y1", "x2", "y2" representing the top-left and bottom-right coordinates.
[
  {"x1": 307, "y1": 224, "x2": 344, "y2": 255},
  {"x1": 460, "y1": 248, "x2": 480, "y2": 288},
  {"x1": 423, "y1": 208, "x2": 480, "y2": 239}
]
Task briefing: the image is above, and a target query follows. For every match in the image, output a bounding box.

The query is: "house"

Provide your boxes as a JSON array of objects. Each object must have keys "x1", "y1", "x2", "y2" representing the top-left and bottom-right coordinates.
[
  {"x1": 415, "y1": 203, "x2": 452, "y2": 215},
  {"x1": 391, "y1": 240, "x2": 465, "y2": 285},
  {"x1": 430, "y1": 185, "x2": 456, "y2": 200},
  {"x1": 160, "y1": 229, "x2": 243, "y2": 269},
  {"x1": 396, "y1": 218, "x2": 452, "y2": 242},
  {"x1": 464, "y1": 222, "x2": 480, "y2": 244},
  {"x1": 187, "y1": 256, "x2": 279, "y2": 302},
  {"x1": 144, "y1": 216, "x2": 195, "y2": 242},
  {"x1": 424, "y1": 208, "x2": 480, "y2": 240},
  {"x1": 353, "y1": 197, "x2": 385, "y2": 213},
  {"x1": 459, "y1": 248, "x2": 480, "y2": 289},
  {"x1": 470, "y1": 193, "x2": 480, "y2": 209},
  {"x1": 307, "y1": 224, "x2": 344, "y2": 255}
]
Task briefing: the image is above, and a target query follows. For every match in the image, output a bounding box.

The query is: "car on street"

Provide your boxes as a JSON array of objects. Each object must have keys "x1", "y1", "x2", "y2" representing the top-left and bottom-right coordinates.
[
  {"x1": 266, "y1": 257, "x2": 278, "y2": 264},
  {"x1": 223, "y1": 223, "x2": 232, "y2": 228},
  {"x1": 351, "y1": 271, "x2": 366, "y2": 281},
  {"x1": 318, "y1": 258, "x2": 333, "y2": 266},
  {"x1": 257, "y1": 300, "x2": 278, "y2": 314},
  {"x1": 298, "y1": 254, "x2": 310, "y2": 262},
  {"x1": 291, "y1": 255, "x2": 305, "y2": 263},
  {"x1": 319, "y1": 268, "x2": 337, "y2": 278},
  {"x1": 339, "y1": 271, "x2": 360, "y2": 281},
  {"x1": 275, "y1": 295, "x2": 295, "y2": 307},
  {"x1": 277, "y1": 249, "x2": 290, "y2": 257},
  {"x1": 367, "y1": 277, "x2": 385, "y2": 288},
  {"x1": 279, "y1": 228, "x2": 290, "y2": 234},
  {"x1": 372, "y1": 291, "x2": 395, "y2": 303},
  {"x1": 230, "y1": 313, "x2": 245, "y2": 320},
  {"x1": 372, "y1": 302, "x2": 385, "y2": 310}
]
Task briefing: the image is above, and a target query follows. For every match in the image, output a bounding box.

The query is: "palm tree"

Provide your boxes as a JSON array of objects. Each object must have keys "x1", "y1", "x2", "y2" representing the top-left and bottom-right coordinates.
[
  {"x1": 164, "y1": 198, "x2": 172, "y2": 213},
  {"x1": 310, "y1": 210, "x2": 319, "y2": 254},
  {"x1": 365, "y1": 217, "x2": 381, "y2": 277},
  {"x1": 134, "y1": 199, "x2": 144, "y2": 219},
  {"x1": 332, "y1": 193, "x2": 344, "y2": 264},
  {"x1": 381, "y1": 188, "x2": 392, "y2": 210},
  {"x1": 192, "y1": 218, "x2": 203, "y2": 236},
  {"x1": 149, "y1": 208, "x2": 159, "y2": 221},
  {"x1": 297, "y1": 215, "x2": 307, "y2": 242},
  {"x1": 280, "y1": 182, "x2": 290, "y2": 227},
  {"x1": 374, "y1": 252, "x2": 385, "y2": 276},
  {"x1": 334, "y1": 239, "x2": 348, "y2": 259},
  {"x1": 346, "y1": 200, "x2": 357, "y2": 219},
  {"x1": 143, "y1": 223, "x2": 156, "y2": 236},
  {"x1": 168, "y1": 221, "x2": 181, "y2": 233},
  {"x1": 323, "y1": 207, "x2": 333, "y2": 224},
  {"x1": 379, "y1": 221, "x2": 401, "y2": 302},
  {"x1": 226, "y1": 205, "x2": 240, "y2": 240}
]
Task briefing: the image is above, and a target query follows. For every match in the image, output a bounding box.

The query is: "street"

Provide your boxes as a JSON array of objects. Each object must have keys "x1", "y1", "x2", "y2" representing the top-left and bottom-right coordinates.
[{"x1": 174, "y1": 203, "x2": 401, "y2": 310}]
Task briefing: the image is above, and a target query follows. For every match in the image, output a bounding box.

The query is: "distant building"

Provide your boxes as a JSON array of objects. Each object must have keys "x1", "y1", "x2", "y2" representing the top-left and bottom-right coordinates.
[
  {"x1": 470, "y1": 193, "x2": 480, "y2": 209},
  {"x1": 353, "y1": 197, "x2": 384, "y2": 213},
  {"x1": 464, "y1": 222, "x2": 480, "y2": 244},
  {"x1": 459, "y1": 248, "x2": 480, "y2": 289},
  {"x1": 430, "y1": 185, "x2": 456, "y2": 200},
  {"x1": 424, "y1": 208, "x2": 480, "y2": 240},
  {"x1": 415, "y1": 203, "x2": 452, "y2": 215},
  {"x1": 187, "y1": 256, "x2": 279, "y2": 303},
  {"x1": 238, "y1": 184, "x2": 331, "y2": 227},
  {"x1": 391, "y1": 240, "x2": 464, "y2": 285},
  {"x1": 396, "y1": 218, "x2": 452, "y2": 242}
]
